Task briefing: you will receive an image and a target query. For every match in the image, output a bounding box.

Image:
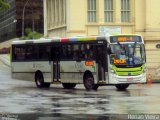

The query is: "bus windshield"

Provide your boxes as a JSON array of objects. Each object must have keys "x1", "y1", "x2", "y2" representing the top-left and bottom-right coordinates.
[{"x1": 110, "y1": 43, "x2": 146, "y2": 65}]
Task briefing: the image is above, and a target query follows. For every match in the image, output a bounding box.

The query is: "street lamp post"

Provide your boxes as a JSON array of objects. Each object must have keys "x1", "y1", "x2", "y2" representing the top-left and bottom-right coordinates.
[
  {"x1": 31, "y1": 7, "x2": 34, "y2": 39},
  {"x1": 22, "y1": 0, "x2": 30, "y2": 39}
]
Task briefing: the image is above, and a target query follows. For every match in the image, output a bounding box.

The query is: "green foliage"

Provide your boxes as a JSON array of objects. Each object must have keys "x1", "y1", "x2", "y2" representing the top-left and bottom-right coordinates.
[
  {"x1": 25, "y1": 28, "x2": 32, "y2": 35},
  {"x1": 0, "y1": 0, "x2": 10, "y2": 11},
  {"x1": 21, "y1": 28, "x2": 43, "y2": 40}
]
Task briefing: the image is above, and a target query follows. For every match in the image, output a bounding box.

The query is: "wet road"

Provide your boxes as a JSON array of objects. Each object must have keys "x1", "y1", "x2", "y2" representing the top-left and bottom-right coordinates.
[{"x1": 1, "y1": 61, "x2": 160, "y2": 120}]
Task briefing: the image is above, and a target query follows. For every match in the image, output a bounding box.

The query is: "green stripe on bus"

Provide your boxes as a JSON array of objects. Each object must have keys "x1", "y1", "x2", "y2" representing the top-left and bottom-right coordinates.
[{"x1": 112, "y1": 64, "x2": 144, "y2": 76}]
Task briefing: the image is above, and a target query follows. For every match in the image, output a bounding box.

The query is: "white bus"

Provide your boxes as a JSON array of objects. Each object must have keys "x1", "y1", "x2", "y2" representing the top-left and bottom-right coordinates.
[{"x1": 11, "y1": 35, "x2": 146, "y2": 90}]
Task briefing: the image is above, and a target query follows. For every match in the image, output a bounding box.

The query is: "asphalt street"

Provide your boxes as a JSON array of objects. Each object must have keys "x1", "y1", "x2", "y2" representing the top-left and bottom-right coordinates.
[{"x1": 0, "y1": 61, "x2": 160, "y2": 120}]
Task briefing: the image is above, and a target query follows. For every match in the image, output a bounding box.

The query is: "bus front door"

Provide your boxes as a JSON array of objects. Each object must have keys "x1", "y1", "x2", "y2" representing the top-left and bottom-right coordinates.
[
  {"x1": 96, "y1": 45, "x2": 107, "y2": 82},
  {"x1": 51, "y1": 47, "x2": 60, "y2": 82}
]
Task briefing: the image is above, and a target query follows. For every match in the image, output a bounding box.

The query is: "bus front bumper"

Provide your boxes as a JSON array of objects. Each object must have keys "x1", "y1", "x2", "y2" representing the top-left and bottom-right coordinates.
[{"x1": 109, "y1": 73, "x2": 146, "y2": 84}]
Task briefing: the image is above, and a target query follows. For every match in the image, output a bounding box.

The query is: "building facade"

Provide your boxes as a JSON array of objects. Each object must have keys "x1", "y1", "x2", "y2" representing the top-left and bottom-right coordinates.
[
  {"x1": 0, "y1": 0, "x2": 44, "y2": 42},
  {"x1": 44, "y1": 0, "x2": 160, "y2": 78},
  {"x1": 0, "y1": 0, "x2": 16, "y2": 42}
]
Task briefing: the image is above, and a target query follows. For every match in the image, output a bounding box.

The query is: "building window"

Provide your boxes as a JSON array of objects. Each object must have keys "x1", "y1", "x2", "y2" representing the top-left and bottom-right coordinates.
[
  {"x1": 88, "y1": 0, "x2": 97, "y2": 22},
  {"x1": 104, "y1": 0, "x2": 114, "y2": 22},
  {"x1": 47, "y1": 0, "x2": 66, "y2": 29},
  {"x1": 121, "y1": 0, "x2": 130, "y2": 22}
]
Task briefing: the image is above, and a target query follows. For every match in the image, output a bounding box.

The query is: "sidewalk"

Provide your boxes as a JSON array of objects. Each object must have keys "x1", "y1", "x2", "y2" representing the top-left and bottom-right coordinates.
[
  {"x1": 0, "y1": 54, "x2": 10, "y2": 67},
  {"x1": 0, "y1": 38, "x2": 19, "y2": 49},
  {"x1": 0, "y1": 38, "x2": 19, "y2": 66}
]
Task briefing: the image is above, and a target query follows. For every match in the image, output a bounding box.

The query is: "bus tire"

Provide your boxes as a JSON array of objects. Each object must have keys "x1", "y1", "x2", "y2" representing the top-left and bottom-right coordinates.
[
  {"x1": 44, "y1": 83, "x2": 51, "y2": 88},
  {"x1": 35, "y1": 72, "x2": 45, "y2": 88},
  {"x1": 62, "y1": 83, "x2": 76, "y2": 89},
  {"x1": 93, "y1": 84, "x2": 99, "y2": 90},
  {"x1": 115, "y1": 84, "x2": 129, "y2": 91},
  {"x1": 84, "y1": 73, "x2": 98, "y2": 91}
]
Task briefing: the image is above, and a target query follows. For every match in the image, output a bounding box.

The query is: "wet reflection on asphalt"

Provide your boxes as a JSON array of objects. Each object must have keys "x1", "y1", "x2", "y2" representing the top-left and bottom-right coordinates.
[{"x1": 1, "y1": 61, "x2": 160, "y2": 119}]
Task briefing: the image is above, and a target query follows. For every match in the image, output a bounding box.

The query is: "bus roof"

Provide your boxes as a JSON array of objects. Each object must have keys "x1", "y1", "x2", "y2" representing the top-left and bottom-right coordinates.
[
  {"x1": 12, "y1": 34, "x2": 143, "y2": 45},
  {"x1": 108, "y1": 34, "x2": 142, "y2": 37},
  {"x1": 11, "y1": 36, "x2": 106, "y2": 45},
  {"x1": 12, "y1": 38, "x2": 54, "y2": 45}
]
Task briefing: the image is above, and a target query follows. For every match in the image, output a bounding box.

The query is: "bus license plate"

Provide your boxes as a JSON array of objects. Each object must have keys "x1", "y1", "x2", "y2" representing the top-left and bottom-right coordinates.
[{"x1": 127, "y1": 77, "x2": 133, "y2": 81}]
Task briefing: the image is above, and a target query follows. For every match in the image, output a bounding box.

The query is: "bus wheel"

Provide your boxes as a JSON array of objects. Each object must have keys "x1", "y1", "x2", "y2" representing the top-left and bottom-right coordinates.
[
  {"x1": 35, "y1": 72, "x2": 45, "y2": 88},
  {"x1": 115, "y1": 84, "x2": 129, "y2": 91},
  {"x1": 84, "y1": 74, "x2": 98, "y2": 90},
  {"x1": 93, "y1": 84, "x2": 99, "y2": 90},
  {"x1": 44, "y1": 83, "x2": 51, "y2": 88},
  {"x1": 62, "y1": 83, "x2": 76, "y2": 89}
]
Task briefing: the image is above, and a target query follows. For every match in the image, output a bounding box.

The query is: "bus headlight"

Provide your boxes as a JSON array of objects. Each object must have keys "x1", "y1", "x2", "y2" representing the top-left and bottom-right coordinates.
[{"x1": 110, "y1": 69, "x2": 116, "y2": 74}]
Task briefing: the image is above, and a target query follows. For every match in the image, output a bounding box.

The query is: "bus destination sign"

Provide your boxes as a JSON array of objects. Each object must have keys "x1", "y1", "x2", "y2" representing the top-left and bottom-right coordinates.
[{"x1": 110, "y1": 36, "x2": 142, "y2": 43}]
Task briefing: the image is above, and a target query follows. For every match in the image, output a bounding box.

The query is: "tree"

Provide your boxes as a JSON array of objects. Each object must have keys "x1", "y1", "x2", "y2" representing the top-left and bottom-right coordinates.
[
  {"x1": 0, "y1": 0, "x2": 10, "y2": 11},
  {"x1": 22, "y1": 28, "x2": 43, "y2": 40}
]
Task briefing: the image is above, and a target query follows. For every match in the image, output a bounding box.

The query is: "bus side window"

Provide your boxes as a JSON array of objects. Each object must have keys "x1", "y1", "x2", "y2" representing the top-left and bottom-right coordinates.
[
  {"x1": 73, "y1": 44, "x2": 79, "y2": 60},
  {"x1": 85, "y1": 44, "x2": 94, "y2": 60},
  {"x1": 39, "y1": 45, "x2": 50, "y2": 60},
  {"x1": 26, "y1": 45, "x2": 37, "y2": 60},
  {"x1": 89, "y1": 45, "x2": 94, "y2": 59},
  {"x1": 61, "y1": 45, "x2": 73, "y2": 60},
  {"x1": 61, "y1": 45, "x2": 67, "y2": 60},
  {"x1": 67, "y1": 45, "x2": 73, "y2": 59},
  {"x1": 79, "y1": 44, "x2": 85, "y2": 60},
  {"x1": 14, "y1": 46, "x2": 26, "y2": 60}
]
